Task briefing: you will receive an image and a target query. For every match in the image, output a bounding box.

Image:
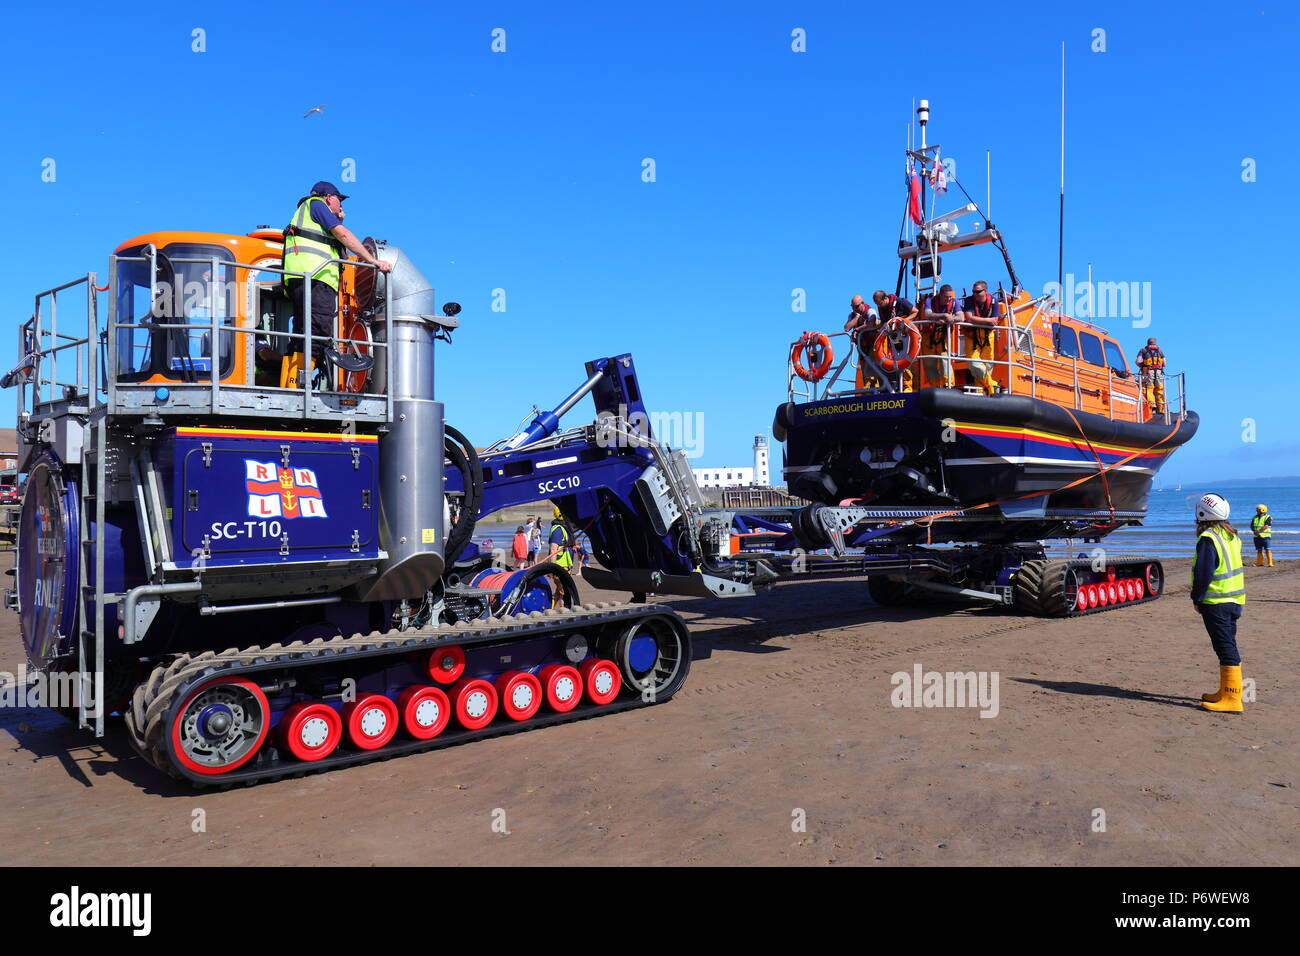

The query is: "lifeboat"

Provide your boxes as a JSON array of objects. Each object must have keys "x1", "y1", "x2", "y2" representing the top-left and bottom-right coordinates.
[{"x1": 774, "y1": 106, "x2": 1197, "y2": 537}]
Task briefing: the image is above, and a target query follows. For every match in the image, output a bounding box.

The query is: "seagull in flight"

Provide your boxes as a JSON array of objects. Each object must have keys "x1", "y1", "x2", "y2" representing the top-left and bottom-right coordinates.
[{"x1": 303, "y1": 104, "x2": 327, "y2": 118}]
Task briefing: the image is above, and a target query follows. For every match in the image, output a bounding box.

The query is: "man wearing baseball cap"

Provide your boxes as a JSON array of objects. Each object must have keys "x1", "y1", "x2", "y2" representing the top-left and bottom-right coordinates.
[{"x1": 281, "y1": 181, "x2": 392, "y2": 371}]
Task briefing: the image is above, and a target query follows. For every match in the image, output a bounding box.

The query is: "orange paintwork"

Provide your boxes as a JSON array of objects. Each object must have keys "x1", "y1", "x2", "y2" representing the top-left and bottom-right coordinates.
[{"x1": 114, "y1": 230, "x2": 361, "y2": 390}]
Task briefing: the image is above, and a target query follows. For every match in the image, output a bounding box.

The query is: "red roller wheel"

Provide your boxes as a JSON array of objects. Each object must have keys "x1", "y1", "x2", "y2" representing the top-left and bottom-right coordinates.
[
  {"x1": 450, "y1": 678, "x2": 498, "y2": 730},
  {"x1": 171, "y1": 676, "x2": 271, "y2": 776},
  {"x1": 398, "y1": 685, "x2": 451, "y2": 740},
  {"x1": 278, "y1": 701, "x2": 343, "y2": 763},
  {"x1": 1095, "y1": 583, "x2": 1109, "y2": 607},
  {"x1": 494, "y1": 671, "x2": 543, "y2": 722},
  {"x1": 1082, "y1": 584, "x2": 1098, "y2": 608},
  {"x1": 1107, "y1": 582, "x2": 1119, "y2": 605},
  {"x1": 343, "y1": 694, "x2": 399, "y2": 750},
  {"x1": 1133, "y1": 577, "x2": 1146, "y2": 599},
  {"x1": 578, "y1": 658, "x2": 622, "y2": 706},
  {"x1": 1075, "y1": 586, "x2": 1090, "y2": 611},
  {"x1": 540, "y1": 664, "x2": 582, "y2": 713},
  {"x1": 426, "y1": 645, "x2": 466, "y2": 685},
  {"x1": 1125, "y1": 579, "x2": 1137, "y2": 601}
]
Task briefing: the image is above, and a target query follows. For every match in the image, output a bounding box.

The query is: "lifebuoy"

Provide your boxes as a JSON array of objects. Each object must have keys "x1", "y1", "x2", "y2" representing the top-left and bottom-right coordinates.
[
  {"x1": 338, "y1": 318, "x2": 372, "y2": 393},
  {"x1": 791, "y1": 332, "x2": 834, "y2": 382},
  {"x1": 873, "y1": 318, "x2": 922, "y2": 371}
]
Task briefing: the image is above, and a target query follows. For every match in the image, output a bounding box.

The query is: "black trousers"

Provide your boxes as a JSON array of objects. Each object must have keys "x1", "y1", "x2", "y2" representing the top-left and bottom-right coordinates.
[
  {"x1": 1199, "y1": 603, "x2": 1242, "y2": 666},
  {"x1": 286, "y1": 278, "x2": 337, "y2": 360}
]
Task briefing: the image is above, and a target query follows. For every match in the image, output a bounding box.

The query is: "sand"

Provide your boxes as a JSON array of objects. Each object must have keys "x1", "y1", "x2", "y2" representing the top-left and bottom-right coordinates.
[{"x1": 0, "y1": 555, "x2": 1294, "y2": 866}]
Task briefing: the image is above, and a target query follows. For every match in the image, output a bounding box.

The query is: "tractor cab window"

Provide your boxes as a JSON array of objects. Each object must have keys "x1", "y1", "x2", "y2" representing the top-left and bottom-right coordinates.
[
  {"x1": 1053, "y1": 323, "x2": 1080, "y2": 360},
  {"x1": 114, "y1": 243, "x2": 238, "y2": 383},
  {"x1": 1103, "y1": 338, "x2": 1129, "y2": 377},
  {"x1": 1079, "y1": 331, "x2": 1105, "y2": 367}
]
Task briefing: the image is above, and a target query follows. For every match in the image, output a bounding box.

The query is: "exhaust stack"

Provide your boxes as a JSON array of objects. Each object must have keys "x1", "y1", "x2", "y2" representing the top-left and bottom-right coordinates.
[{"x1": 357, "y1": 243, "x2": 454, "y2": 602}]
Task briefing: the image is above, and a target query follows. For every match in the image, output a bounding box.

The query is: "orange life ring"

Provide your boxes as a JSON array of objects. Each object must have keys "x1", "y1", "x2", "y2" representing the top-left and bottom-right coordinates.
[
  {"x1": 873, "y1": 318, "x2": 922, "y2": 371},
  {"x1": 792, "y1": 332, "x2": 834, "y2": 382},
  {"x1": 338, "y1": 318, "x2": 373, "y2": 393}
]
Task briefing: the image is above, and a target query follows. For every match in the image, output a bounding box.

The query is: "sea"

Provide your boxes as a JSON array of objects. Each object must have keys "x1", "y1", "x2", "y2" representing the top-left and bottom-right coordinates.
[{"x1": 1049, "y1": 479, "x2": 1300, "y2": 560}]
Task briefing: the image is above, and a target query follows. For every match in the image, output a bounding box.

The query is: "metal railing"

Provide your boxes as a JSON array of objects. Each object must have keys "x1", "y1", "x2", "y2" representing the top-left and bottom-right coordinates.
[
  {"x1": 12, "y1": 253, "x2": 395, "y2": 426},
  {"x1": 785, "y1": 294, "x2": 1188, "y2": 426},
  {"x1": 96, "y1": 252, "x2": 392, "y2": 421}
]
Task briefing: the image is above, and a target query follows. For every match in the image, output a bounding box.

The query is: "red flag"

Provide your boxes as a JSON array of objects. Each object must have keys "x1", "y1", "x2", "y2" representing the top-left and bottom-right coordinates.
[{"x1": 908, "y1": 172, "x2": 923, "y2": 225}]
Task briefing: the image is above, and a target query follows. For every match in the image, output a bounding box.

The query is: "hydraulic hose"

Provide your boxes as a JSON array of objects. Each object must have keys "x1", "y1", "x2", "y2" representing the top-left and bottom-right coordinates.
[{"x1": 443, "y1": 423, "x2": 483, "y2": 565}]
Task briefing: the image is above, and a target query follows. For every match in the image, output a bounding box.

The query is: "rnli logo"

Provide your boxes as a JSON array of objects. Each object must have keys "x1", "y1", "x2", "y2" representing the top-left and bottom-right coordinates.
[{"x1": 244, "y1": 460, "x2": 328, "y2": 519}]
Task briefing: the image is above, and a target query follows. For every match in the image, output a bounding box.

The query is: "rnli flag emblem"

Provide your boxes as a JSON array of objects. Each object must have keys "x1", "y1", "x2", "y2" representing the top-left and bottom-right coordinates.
[{"x1": 244, "y1": 460, "x2": 328, "y2": 519}]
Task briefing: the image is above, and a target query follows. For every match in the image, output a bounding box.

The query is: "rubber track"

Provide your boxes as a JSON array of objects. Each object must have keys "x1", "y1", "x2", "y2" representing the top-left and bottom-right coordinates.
[
  {"x1": 123, "y1": 601, "x2": 688, "y2": 789},
  {"x1": 1022, "y1": 555, "x2": 1164, "y2": 618}
]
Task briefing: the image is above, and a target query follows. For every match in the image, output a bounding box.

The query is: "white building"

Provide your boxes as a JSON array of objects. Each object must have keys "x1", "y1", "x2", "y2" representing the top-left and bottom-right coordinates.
[{"x1": 692, "y1": 435, "x2": 771, "y2": 490}]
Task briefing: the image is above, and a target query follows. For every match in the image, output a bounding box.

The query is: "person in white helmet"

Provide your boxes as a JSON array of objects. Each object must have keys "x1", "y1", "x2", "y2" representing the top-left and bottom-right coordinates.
[{"x1": 1190, "y1": 493, "x2": 1246, "y2": 713}]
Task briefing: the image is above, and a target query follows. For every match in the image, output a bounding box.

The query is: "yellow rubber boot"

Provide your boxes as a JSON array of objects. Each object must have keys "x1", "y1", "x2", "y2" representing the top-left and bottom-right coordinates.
[
  {"x1": 1253, "y1": 552, "x2": 1265, "y2": 567},
  {"x1": 1201, "y1": 665, "x2": 1229, "y2": 703},
  {"x1": 1267, "y1": 553, "x2": 1274, "y2": 567},
  {"x1": 1201, "y1": 665, "x2": 1243, "y2": 713}
]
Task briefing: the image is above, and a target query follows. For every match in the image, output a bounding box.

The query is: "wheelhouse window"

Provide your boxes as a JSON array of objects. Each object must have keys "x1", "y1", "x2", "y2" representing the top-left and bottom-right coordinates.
[
  {"x1": 1078, "y1": 331, "x2": 1105, "y2": 367},
  {"x1": 1103, "y1": 339, "x2": 1129, "y2": 376},
  {"x1": 1053, "y1": 323, "x2": 1080, "y2": 360}
]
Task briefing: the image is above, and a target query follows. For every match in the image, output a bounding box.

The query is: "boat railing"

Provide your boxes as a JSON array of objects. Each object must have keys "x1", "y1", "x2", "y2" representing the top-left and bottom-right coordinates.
[{"x1": 785, "y1": 298, "x2": 1188, "y2": 426}]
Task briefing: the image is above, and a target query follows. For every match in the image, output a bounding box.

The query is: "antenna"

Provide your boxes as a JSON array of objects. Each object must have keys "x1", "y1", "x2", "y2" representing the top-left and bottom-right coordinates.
[
  {"x1": 986, "y1": 149, "x2": 991, "y2": 221},
  {"x1": 1058, "y1": 42, "x2": 1065, "y2": 293}
]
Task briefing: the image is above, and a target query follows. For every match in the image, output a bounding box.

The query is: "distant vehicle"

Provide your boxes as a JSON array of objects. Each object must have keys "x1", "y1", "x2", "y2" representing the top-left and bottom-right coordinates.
[{"x1": 0, "y1": 485, "x2": 19, "y2": 505}]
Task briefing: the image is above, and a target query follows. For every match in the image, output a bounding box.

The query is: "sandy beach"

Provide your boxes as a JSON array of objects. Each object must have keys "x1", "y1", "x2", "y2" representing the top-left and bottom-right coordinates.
[{"x1": 0, "y1": 554, "x2": 1294, "y2": 867}]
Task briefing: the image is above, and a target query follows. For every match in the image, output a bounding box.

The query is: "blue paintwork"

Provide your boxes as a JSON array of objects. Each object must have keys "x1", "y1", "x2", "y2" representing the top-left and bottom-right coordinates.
[{"x1": 166, "y1": 431, "x2": 380, "y2": 567}]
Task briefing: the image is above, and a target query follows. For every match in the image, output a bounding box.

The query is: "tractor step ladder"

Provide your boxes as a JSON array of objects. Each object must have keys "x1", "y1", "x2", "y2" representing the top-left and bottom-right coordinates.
[{"x1": 75, "y1": 413, "x2": 107, "y2": 736}]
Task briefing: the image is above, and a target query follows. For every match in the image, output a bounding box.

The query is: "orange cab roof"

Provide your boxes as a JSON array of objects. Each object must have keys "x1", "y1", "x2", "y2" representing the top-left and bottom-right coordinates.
[{"x1": 115, "y1": 230, "x2": 284, "y2": 264}]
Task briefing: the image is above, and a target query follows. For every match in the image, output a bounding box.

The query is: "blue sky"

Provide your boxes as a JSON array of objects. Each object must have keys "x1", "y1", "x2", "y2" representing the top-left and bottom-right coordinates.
[{"x1": 3, "y1": 0, "x2": 1297, "y2": 481}]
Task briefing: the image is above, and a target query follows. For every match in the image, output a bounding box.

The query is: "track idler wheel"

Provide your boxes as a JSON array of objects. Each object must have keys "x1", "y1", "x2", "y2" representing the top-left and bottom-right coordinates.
[
  {"x1": 494, "y1": 671, "x2": 543, "y2": 721},
  {"x1": 1015, "y1": 560, "x2": 1081, "y2": 617},
  {"x1": 450, "y1": 678, "x2": 498, "y2": 730},
  {"x1": 343, "y1": 694, "x2": 400, "y2": 750},
  {"x1": 539, "y1": 664, "x2": 582, "y2": 713},
  {"x1": 279, "y1": 701, "x2": 344, "y2": 762},
  {"x1": 578, "y1": 659, "x2": 622, "y2": 705},
  {"x1": 170, "y1": 677, "x2": 271, "y2": 776}
]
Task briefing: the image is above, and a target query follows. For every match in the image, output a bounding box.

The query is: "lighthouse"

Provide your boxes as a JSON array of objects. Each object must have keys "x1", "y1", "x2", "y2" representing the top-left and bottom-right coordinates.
[{"x1": 753, "y1": 435, "x2": 770, "y2": 487}]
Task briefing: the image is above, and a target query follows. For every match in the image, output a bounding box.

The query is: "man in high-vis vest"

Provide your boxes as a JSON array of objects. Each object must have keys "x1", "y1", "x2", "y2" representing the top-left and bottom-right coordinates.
[
  {"x1": 282, "y1": 181, "x2": 392, "y2": 369},
  {"x1": 1190, "y1": 493, "x2": 1247, "y2": 713},
  {"x1": 1135, "y1": 337, "x2": 1166, "y2": 418},
  {"x1": 1251, "y1": 504, "x2": 1274, "y2": 567},
  {"x1": 546, "y1": 505, "x2": 574, "y2": 569}
]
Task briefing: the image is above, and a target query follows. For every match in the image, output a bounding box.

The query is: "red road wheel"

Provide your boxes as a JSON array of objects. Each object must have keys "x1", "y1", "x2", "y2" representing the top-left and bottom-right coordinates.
[
  {"x1": 1081, "y1": 584, "x2": 1097, "y2": 608},
  {"x1": 540, "y1": 664, "x2": 582, "y2": 713},
  {"x1": 1075, "y1": 586, "x2": 1090, "y2": 610},
  {"x1": 450, "y1": 678, "x2": 498, "y2": 730},
  {"x1": 494, "y1": 671, "x2": 543, "y2": 722},
  {"x1": 342, "y1": 694, "x2": 399, "y2": 750},
  {"x1": 426, "y1": 645, "x2": 466, "y2": 685},
  {"x1": 1125, "y1": 579, "x2": 1138, "y2": 601},
  {"x1": 398, "y1": 685, "x2": 451, "y2": 740},
  {"x1": 1133, "y1": 577, "x2": 1146, "y2": 599},
  {"x1": 578, "y1": 658, "x2": 622, "y2": 705},
  {"x1": 278, "y1": 701, "x2": 343, "y2": 763},
  {"x1": 1095, "y1": 583, "x2": 1109, "y2": 606},
  {"x1": 1107, "y1": 582, "x2": 1119, "y2": 604},
  {"x1": 171, "y1": 676, "x2": 271, "y2": 776}
]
